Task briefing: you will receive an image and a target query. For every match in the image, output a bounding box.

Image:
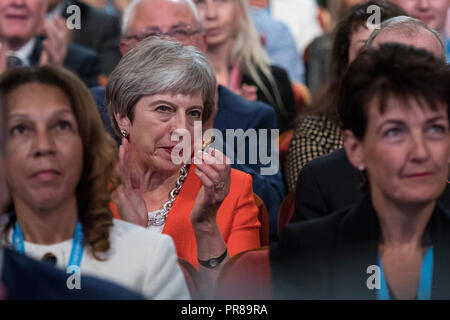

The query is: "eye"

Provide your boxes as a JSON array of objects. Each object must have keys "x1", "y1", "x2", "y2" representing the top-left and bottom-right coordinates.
[
  {"x1": 156, "y1": 105, "x2": 173, "y2": 112},
  {"x1": 427, "y1": 123, "x2": 448, "y2": 137},
  {"x1": 383, "y1": 126, "x2": 404, "y2": 138},
  {"x1": 9, "y1": 124, "x2": 27, "y2": 136},
  {"x1": 56, "y1": 120, "x2": 72, "y2": 131},
  {"x1": 172, "y1": 29, "x2": 189, "y2": 37},
  {"x1": 194, "y1": 0, "x2": 205, "y2": 5},
  {"x1": 188, "y1": 109, "x2": 202, "y2": 119}
]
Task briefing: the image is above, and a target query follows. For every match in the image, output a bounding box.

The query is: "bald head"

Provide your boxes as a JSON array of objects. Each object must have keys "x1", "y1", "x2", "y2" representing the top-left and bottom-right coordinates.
[{"x1": 365, "y1": 16, "x2": 446, "y2": 60}]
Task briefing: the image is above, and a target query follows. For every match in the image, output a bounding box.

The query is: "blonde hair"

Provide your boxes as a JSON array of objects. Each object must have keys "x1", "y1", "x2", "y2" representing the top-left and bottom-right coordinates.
[{"x1": 231, "y1": 0, "x2": 287, "y2": 115}]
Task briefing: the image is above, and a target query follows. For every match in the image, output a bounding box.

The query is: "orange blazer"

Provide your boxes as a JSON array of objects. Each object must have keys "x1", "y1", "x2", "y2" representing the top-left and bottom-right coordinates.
[{"x1": 111, "y1": 165, "x2": 261, "y2": 268}]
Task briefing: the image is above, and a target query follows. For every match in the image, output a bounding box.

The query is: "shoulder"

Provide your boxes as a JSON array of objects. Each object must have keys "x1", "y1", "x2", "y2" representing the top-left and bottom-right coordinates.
[
  {"x1": 295, "y1": 114, "x2": 342, "y2": 142},
  {"x1": 218, "y1": 86, "x2": 274, "y2": 115},
  {"x1": 217, "y1": 86, "x2": 276, "y2": 127},
  {"x1": 275, "y1": 208, "x2": 349, "y2": 250},
  {"x1": 109, "y1": 219, "x2": 175, "y2": 255},
  {"x1": 67, "y1": 43, "x2": 99, "y2": 60}
]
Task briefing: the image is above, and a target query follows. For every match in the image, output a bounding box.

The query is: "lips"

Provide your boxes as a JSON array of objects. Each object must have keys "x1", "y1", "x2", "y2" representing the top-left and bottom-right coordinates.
[
  {"x1": 31, "y1": 169, "x2": 60, "y2": 182},
  {"x1": 5, "y1": 12, "x2": 29, "y2": 20},
  {"x1": 205, "y1": 27, "x2": 221, "y2": 37},
  {"x1": 414, "y1": 15, "x2": 435, "y2": 23},
  {"x1": 406, "y1": 172, "x2": 433, "y2": 178},
  {"x1": 162, "y1": 146, "x2": 183, "y2": 157}
]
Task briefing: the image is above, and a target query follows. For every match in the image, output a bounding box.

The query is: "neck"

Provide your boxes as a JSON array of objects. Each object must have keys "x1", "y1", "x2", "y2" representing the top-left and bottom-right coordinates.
[
  {"x1": 14, "y1": 196, "x2": 79, "y2": 245},
  {"x1": 0, "y1": 37, "x2": 28, "y2": 52},
  {"x1": 372, "y1": 188, "x2": 434, "y2": 249},
  {"x1": 206, "y1": 41, "x2": 234, "y2": 86},
  {"x1": 130, "y1": 157, "x2": 184, "y2": 212}
]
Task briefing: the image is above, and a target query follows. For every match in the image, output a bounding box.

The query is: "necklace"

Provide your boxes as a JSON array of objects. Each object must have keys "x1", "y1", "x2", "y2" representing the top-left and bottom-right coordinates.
[{"x1": 147, "y1": 165, "x2": 188, "y2": 228}]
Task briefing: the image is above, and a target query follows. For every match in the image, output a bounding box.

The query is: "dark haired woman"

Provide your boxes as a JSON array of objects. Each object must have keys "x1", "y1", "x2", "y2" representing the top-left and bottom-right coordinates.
[{"x1": 271, "y1": 44, "x2": 450, "y2": 300}]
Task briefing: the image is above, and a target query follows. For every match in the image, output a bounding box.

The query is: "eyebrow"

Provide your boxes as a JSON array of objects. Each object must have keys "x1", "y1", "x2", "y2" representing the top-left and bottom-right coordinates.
[
  {"x1": 147, "y1": 100, "x2": 203, "y2": 109},
  {"x1": 376, "y1": 116, "x2": 448, "y2": 132},
  {"x1": 8, "y1": 109, "x2": 75, "y2": 120}
]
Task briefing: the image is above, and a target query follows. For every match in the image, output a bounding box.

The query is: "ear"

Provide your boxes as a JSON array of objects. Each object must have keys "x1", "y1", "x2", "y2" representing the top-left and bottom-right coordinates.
[
  {"x1": 343, "y1": 130, "x2": 365, "y2": 171},
  {"x1": 114, "y1": 112, "x2": 132, "y2": 135},
  {"x1": 200, "y1": 34, "x2": 208, "y2": 52},
  {"x1": 120, "y1": 38, "x2": 131, "y2": 56}
]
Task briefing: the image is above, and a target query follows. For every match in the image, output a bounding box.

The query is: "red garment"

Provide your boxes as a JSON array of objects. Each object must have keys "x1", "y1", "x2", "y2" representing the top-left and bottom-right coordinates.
[{"x1": 111, "y1": 165, "x2": 261, "y2": 268}]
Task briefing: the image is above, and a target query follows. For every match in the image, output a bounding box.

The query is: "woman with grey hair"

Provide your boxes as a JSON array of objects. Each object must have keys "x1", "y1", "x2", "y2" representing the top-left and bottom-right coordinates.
[{"x1": 107, "y1": 38, "x2": 261, "y2": 296}]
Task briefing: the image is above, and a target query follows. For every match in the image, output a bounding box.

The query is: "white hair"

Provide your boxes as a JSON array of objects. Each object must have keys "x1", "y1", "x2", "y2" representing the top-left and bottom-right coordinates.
[
  {"x1": 365, "y1": 16, "x2": 446, "y2": 60},
  {"x1": 121, "y1": 0, "x2": 203, "y2": 35}
]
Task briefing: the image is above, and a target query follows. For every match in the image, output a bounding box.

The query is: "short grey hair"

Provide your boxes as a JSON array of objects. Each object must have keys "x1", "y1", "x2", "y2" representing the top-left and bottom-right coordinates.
[
  {"x1": 365, "y1": 16, "x2": 446, "y2": 59},
  {"x1": 106, "y1": 38, "x2": 216, "y2": 137},
  {"x1": 121, "y1": 0, "x2": 203, "y2": 35}
]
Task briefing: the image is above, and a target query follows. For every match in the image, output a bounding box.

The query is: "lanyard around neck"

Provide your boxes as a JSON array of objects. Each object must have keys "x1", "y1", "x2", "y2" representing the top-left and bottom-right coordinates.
[
  {"x1": 377, "y1": 247, "x2": 434, "y2": 300},
  {"x1": 12, "y1": 219, "x2": 84, "y2": 269}
]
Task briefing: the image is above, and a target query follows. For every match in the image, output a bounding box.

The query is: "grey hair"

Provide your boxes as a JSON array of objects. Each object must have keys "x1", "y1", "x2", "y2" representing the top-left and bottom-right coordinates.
[
  {"x1": 121, "y1": 0, "x2": 203, "y2": 35},
  {"x1": 365, "y1": 16, "x2": 446, "y2": 59},
  {"x1": 106, "y1": 38, "x2": 216, "y2": 137}
]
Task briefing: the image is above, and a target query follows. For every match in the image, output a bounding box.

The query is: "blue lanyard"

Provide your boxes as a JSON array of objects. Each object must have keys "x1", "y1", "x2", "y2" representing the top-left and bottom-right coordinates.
[
  {"x1": 12, "y1": 220, "x2": 84, "y2": 269},
  {"x1": 377, "y1": 247, "x2": 433, "y2": 300}
]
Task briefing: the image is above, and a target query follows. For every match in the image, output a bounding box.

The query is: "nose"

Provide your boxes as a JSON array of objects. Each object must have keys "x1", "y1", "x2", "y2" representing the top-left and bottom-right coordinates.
[
  {"x1": 169, "y1": 113, "x2": 190, "y2": 139},
  {"x1": 417, "y1": 0, "x2": 430, "y2": 10},
  {"x1": 205, "y1": 0, "x2": 218, "y2": 19},
  {"x1": 32, "y1": 129, "x2": 56, "y2": 158},
  {"x1": 10, "y1": 0, "x2": 26, "y2": 6},
  {"x1": 409, "y1": 132, "x2": 430, "y2": 163}
]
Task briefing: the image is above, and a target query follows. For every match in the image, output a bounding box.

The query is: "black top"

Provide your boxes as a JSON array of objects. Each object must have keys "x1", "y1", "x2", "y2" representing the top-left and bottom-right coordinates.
[
  {"x1": 241, "y1": 64, "x2": 296, "y2": 133},
  {"x1": 291, "y1": 148, "x2": 450, "y2": 222},
  {"x1": 270, "y1": 195, "x2": 450, "y2": 299}
]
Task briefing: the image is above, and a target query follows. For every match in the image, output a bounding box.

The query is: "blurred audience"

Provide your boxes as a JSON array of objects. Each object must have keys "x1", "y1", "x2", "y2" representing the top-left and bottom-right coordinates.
[
  {"x1": 390, "y1": 0, "x2": 449, "y2": 62},
  {"x1": 0, "y1": 65, "x2": 189, "y2": 299},
  {"x1": 272, "y1": 43, "x2": 450, "y2": 300},
  {"x1": 249, "y1": 6, "x2": 305, "y2": 84},
  {"x1": 47, "y1": 0, "x2": 122, "y2": 76},
  {"x1": 194, "y1": 0, "x2": 296, "y2": 133},
  {"x1": 284, "y1": 0, "x2": 405, "y2": 192},
  {"x1": 305, "y1": 0, "x2": 366, "y2": 96},
  {"x1": 271, "y1": 0, "x2": 323, "y2": 54},
  {"x1": 0, "y1": 0, "x2": 100, "y2": 87}
]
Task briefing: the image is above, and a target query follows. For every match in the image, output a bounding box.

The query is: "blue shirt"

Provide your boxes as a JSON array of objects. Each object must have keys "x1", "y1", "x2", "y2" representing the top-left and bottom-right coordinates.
[
  {"x1": 446, "y1": 37, "x2": 450, "y2": 63},
  {"x1": 249, "y1": 8, "x2": 305, "y2": 84}
]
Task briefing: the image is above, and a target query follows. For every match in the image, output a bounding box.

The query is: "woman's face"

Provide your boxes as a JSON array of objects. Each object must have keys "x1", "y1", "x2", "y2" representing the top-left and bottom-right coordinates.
[
  {"x1": 6, "y1": 83, "x2": 83, "y2": 211},
  {"x1": 194, "y1": 0, "x2": 241, "y2": 47},
  {"x1": 123, "y1": 93, "x2": 204, "y2": 175},
  {"x1": 348, "y1": 25, "x2": 373, "y2": 64},
  {"x1": 352, "y1": 96, "x2": 449, "y2": 206}
]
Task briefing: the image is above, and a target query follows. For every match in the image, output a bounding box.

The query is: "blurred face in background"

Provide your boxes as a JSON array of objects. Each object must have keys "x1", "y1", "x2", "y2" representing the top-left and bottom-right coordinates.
[
  {"x1": 121, "y1": 0, "x2": 205, "y2": 54},
  {"x1": 193, "y1": 0, "x2": 241, "y2": 48},
  {"x1": 0, "y1": 0, "x2": 47, "y2": 46},
  {"x1": 348, "y1": 25, "x2": 373, "y2": 63},
  {"x1": 390, "y1": 0, "x2": 449, "y2": 35}
]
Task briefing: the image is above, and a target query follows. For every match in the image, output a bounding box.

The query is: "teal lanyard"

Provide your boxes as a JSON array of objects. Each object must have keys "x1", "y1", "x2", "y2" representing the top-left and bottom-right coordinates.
[
  {"x1": 377, "y1": 247, "x2": 433, "y2": 300},
  {"x1": 12, "y1": 220, "x2": 84, "y2": 269}
]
